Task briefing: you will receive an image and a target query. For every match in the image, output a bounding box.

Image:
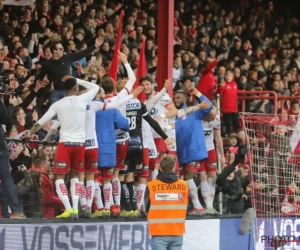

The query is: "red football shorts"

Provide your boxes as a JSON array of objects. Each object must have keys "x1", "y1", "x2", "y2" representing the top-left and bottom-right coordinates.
[
  {"x1": 153, "y1": 138, "x2": 179, "y2": 172},
  {"x1": 143, "y1": 148, "x2": 149, "y2": 166},
  {"x1": 116, "y1": 140, "x2": 128, "y2": 170},
  {"x1": 185, "y1": 161, "x2": 201, "y2": 173},
  {"x1": 99, "y1": 167, "x2": 113, "y2": 180},
  {"x1": 149, "y1": 157, "x2": 160, "y2": 170},
  {"x1": 53, "y1": 142, "x2": 85, "y2": 174},
  {"x1": 154, "y1": 138, "x2": 168, "y2": 155},
  {"x1": 139, "y1": 148, "x2": 150, "y2": 178},
  {"x1": 200, "y1": 149, "x2": 217, "y2": 173},
  {"x1": 84, "y1": 148, "x2": 99, "y2": 173}
]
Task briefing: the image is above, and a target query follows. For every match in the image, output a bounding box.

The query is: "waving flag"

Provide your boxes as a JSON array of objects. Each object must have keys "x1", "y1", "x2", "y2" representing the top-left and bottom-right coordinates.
[
  {"x1": 4, "y1": 0, "x2": 35, "y2": 6},
  {"x1": 134, "y1": 39, "x2": 147, "y2": 102},
  {"x1": 108, "y1": 10, "x2": 124, "y2": 84}
]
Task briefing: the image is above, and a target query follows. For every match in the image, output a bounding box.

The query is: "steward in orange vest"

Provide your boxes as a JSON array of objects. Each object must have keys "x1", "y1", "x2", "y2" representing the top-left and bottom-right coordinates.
[{"x1": 145, "y1": 155, "x2": 188, "y2": 250}]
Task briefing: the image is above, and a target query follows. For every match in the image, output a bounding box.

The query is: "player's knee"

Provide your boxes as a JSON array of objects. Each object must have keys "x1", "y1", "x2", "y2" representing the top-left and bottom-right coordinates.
[
  {"x1": 85, "y1": 172, "x2": 94, "y2": 181},
  {"x1": 102, "y1": 178, "x2": 111, "y2": 184},
  {"x1": 199, "y1": 171, "x2": 207, "y2": 181},
  {"x1": 184, "y1": 170, "x2": 194, "y2": 180},
  {"x1": 125, "y1": 173, "x2": 134, "y2": 182},
  {"x1": 207, "y1": 171, "x2": 217, "y2": 178}
]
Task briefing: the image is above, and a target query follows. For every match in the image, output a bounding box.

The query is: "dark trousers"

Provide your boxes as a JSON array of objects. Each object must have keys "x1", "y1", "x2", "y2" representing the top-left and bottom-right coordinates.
[
  {"x1": 0, "y1": 185, "x2": 9, "y2": 217},
  {"x1": 0, "y1": 150, "x2": 22, "y2": 213},
  {"x1": 222, "y1": 112, "x2": 240, "y2": 136}
]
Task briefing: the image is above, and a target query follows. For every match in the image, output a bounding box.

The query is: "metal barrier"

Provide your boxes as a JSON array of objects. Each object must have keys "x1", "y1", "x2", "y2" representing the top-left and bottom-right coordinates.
[
  {"x1": 237, "y1": 90, "x2": 278, "y2": 117},
  {"x1": 6, "y1": 138, "x2": 57, "y2": 145}
]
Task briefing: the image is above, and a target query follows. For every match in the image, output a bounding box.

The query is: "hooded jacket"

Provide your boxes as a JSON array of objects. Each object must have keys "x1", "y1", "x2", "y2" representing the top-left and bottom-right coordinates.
[
  {"x1": 95, "y1": 105, "x2": 129, "y2": 167},
  {"x1": 175, "y1": 95, "x2": 213, "y2": 166}
]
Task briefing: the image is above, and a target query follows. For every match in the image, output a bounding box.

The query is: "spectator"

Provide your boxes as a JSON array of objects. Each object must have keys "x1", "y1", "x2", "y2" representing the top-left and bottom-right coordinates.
[
  {"x1": 39, "y1": 37, "x2": 103, "y2": 104},
  {"x1": 32, "y1": 153, "x2": 64, "y2": 218},
  {"x1": 218, "y1": 70, "x2": 239, "y2": 136}
]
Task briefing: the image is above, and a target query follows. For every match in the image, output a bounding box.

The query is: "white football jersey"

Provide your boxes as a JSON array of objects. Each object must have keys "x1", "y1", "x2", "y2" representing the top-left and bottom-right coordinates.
[
  {"x1": 142, "y1": 119, "x2": 158, "y2": 158},
  {"x1": 202, "y1": 115, "x2": 221, "y2": 151},
  {"x1": 145, "y1": 92, "x2": 173, "y2": 139},
  {"x1": 85, "y1": 101, "x2": 106, "y2": 150}
]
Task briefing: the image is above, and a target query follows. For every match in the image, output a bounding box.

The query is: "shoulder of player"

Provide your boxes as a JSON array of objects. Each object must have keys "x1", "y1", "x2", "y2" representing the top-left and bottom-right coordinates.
[{"x1": 125, "y1": 99, "x2": 142, "y2": 109}]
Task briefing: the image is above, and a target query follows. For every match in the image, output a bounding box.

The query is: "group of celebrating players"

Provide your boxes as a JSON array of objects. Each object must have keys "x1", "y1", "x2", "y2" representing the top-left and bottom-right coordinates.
[{"x1": 26, "y1": 52, "x2": 224, "y2": 219}]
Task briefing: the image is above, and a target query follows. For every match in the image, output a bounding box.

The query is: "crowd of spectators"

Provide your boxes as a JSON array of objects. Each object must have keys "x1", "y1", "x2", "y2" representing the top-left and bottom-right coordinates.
[{"x1": 1, "y1": 0, "x2": 300, "y2": 218}]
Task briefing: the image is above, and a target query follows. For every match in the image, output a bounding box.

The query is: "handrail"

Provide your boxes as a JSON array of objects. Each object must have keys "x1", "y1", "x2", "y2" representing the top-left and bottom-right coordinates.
[
  {"x1": 5, "y1": 138, "x2": 57, "y2": 145},
  {"x1": 237, "y1": 90, "x2": 278, "y2": 117}
]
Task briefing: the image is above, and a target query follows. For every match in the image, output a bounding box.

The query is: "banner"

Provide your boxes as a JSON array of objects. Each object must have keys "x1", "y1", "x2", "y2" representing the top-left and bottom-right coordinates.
[
  {"x1": 0, "y1": 220, "x2": 221, "y2": 250},
  {"x1": 255, "y1": 217, "x2": 300, "y2": 250}
]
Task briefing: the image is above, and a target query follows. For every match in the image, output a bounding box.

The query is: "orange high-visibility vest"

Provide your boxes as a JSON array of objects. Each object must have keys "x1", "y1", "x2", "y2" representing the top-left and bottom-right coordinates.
[{"x1": 147, "y1": 179, "x2": 188, "y2": 236}]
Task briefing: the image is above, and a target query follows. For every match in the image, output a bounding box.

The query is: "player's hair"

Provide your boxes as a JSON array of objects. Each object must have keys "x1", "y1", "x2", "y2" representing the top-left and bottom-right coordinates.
[
  {"x1": 139, "y1": 75, "x2": 153, "y2": 85},
  {"x1": 101, "y1": 77, "x2": 114, "y2": 94},
  {"x1": 160, "y1": 155, "x2": 176, "y2": 172},
  {"x1": 116, "y1": 79, "x2": 126, "y2": 93},
  {"x1": 64, "y1": 77, "x2": 77, "y2": 91},
  {"x1": 79, "y1": 85, "x2": 86, "y2": 92},
  {"x1": 174, "y1": 90, "x2": 187, "y2": 98}
]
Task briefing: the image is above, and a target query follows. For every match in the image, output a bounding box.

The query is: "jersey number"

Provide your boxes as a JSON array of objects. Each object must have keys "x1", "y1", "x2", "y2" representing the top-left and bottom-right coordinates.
[
  {"x1": 127, "y1": 116, "x2": 136, "y2": 130},
  {"x1": 204, "y1": 130, "x2": 212, "y2": 136}
]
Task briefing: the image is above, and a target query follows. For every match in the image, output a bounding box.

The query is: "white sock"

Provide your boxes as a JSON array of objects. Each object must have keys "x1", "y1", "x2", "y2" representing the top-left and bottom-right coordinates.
[
  {"x1": 86, "y1": 180, "x2": 95, "y2": 208},
  {"x1": 151, "y1": 169, "x2": 159, "y2": 180},
  {"x1": 112, "y1": 178, "x2": 121, "y2": 206},
  {"x1": 55, "y1": 179, "x2": 71, "y2": 210},
  {"x1": 94, "y1": 182, "x2": 104, "y2": 210},
  {"x1": 79, "y1": 181, "x2": 87, "y2": 208},
  {"x1": 208, "y1": 177, "x2": 216, "y2": 208},
  {"x1": 70, "y1": 178, "x2": 80, "y2": 211},
  {"x1": 186, "y1": 179, "x2": 202, "y2": 209},
  {"x1": 201, "y1": 181, "x2": 211, "y2": 209},
  {"x1": 136, "y1": 183, "x2": 147, "y2": 211},
  {"x1": 103, "y1": 183, "x2": 112, "y2": 210}
]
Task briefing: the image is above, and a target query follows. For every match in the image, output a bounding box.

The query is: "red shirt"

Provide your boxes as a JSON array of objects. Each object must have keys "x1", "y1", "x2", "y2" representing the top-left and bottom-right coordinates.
[
  {"x1": 218, "y1": 79, "x2": 238, "y2": 113},
  {"x1": 41, "y1": 173, "x2": 64, "y2": 218}
]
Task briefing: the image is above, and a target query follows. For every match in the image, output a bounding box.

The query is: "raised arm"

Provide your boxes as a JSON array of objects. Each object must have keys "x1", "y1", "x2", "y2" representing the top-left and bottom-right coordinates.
[
  {"x1": 146, "y1": 79, "x2": 170, "y2": 112},
  {"x1": 115, "y1": 52, "x2": 136, "y2": 99},
  {"x1": 76, "y1": 78, "x2": 100, "y2": 102},
  {"x1": 65, "y1": 37, "x2": 103, "y2": 63},
  {"x1": 91, "y1": 86, "x2": 143, "y2": 111}
]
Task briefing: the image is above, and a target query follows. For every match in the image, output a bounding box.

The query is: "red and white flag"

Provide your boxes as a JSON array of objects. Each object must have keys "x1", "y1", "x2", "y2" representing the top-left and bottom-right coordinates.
[{"x1": 3, "y1": 0, "x2": 35, "y2": 6}]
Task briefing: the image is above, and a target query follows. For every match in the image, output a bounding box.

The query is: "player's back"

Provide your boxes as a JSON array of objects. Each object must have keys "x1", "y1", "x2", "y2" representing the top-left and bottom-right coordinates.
[
  {"x1": 202, "y1": 115, "x2": 220, "y2": 150},
  {"x1": 84, "y1": 101, "x2": 99, "y2": 149},
  {"x1": 54, "y1": 95, "x2": 87, "y2": 143},
  {"x1": 125, "y1": 99, "x2": 145, "y2": 137}
]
